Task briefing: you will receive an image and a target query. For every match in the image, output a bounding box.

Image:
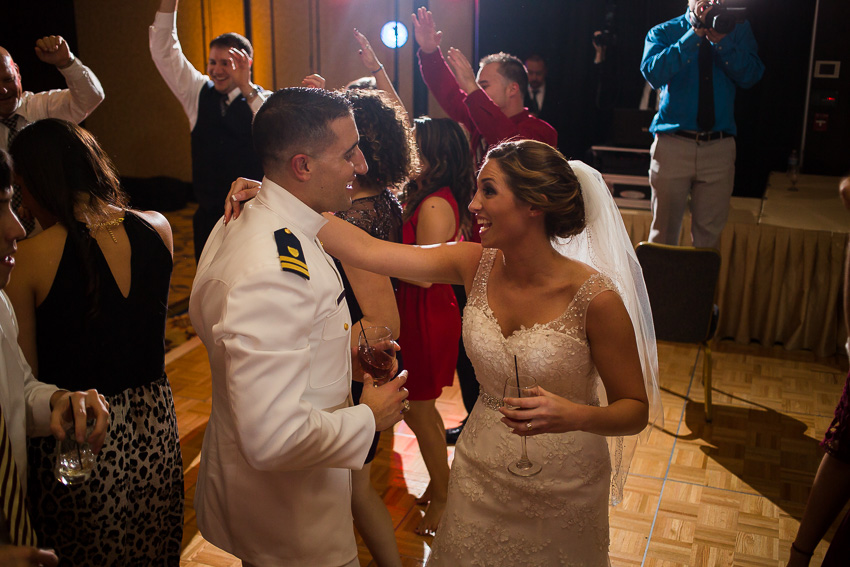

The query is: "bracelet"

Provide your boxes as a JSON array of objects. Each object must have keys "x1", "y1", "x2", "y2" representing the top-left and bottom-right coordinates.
[
  {"x1": 791, "y1": 543, "x2": 814, "y2": 558},
  {"x1": 245, "y1": 85, "x2": 260, "y2": 101},
  {"x1": 370, "y1": 64, "x2": 384, "y2": 75},
  {"x1": 57, "y1": 54, "x2": 76, "y2": 70}
]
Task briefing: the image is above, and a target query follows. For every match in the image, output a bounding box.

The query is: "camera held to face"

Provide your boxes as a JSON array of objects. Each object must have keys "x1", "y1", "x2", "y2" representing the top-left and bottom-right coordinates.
[{"x1": 690, "y1": 0, "x2": 740, "y2": 35}]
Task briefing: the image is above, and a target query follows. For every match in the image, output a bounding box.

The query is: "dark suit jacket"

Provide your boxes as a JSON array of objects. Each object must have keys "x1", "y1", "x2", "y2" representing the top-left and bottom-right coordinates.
[{"x1": 524, "y1": 83, "x2": 562, "y2": 147}]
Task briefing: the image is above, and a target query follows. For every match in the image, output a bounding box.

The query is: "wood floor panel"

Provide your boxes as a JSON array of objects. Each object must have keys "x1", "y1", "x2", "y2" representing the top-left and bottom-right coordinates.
[{"x1": 163, "y1": 198, "x2": 848, "y2": 567}]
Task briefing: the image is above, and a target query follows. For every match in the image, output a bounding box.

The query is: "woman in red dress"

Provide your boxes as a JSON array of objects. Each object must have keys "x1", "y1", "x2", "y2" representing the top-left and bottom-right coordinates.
[{"x1": 396, "y1": 117, "x2": 475, "y2": 535}]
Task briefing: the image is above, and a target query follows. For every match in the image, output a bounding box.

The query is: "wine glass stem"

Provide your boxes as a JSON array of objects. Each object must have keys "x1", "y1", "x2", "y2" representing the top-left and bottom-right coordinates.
[{"x1": 519, "y1": 437, "x2": 531, "y2": 465}]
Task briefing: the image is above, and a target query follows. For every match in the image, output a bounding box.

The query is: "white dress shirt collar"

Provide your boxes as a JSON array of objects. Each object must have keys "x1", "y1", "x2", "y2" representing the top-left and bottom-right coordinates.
[{"x1": 255, "y1": 177, "x2": 328, "y2": 238}]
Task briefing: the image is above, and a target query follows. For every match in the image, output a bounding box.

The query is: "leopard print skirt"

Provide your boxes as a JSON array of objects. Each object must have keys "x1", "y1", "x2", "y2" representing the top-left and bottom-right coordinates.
[{"x1": 27, "y1": 376, "x2": 184, "y2": 566}]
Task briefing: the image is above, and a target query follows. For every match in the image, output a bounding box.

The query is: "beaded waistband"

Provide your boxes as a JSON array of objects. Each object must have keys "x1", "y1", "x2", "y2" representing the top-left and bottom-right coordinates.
[{"x1": 478, "y1": 390, "x2": 504, "y2": 411}]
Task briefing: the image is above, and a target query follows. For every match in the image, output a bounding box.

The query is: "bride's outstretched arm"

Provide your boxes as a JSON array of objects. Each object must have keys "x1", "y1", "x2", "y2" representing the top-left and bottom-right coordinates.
[
  {"x1": 501, "y1": 289, "x2": 650, "y2": 437},
  {"x1": 319, "y1": 214, "x2": 480, "y2": 287}
]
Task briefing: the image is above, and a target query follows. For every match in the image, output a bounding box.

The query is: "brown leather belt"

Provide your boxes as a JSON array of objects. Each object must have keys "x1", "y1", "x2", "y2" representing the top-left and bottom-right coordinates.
[{"x1": 670, "y1": 130, "x2": 731, "y2": 142}]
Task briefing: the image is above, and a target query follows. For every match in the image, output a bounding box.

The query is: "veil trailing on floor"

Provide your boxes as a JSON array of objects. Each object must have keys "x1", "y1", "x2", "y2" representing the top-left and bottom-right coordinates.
[{"x1": 554, "y1": 160, "x2": 664, "y2": 506}]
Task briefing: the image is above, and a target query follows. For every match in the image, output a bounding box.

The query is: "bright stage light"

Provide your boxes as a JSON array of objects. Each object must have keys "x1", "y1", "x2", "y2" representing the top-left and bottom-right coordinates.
[{"x1": 380, "y1": 21, "x2": 408, "y2": 49}]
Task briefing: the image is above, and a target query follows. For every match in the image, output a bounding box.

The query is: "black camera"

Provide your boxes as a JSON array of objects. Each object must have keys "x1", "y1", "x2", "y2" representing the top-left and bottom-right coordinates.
[{"x1": 691, "y1": 1, "x2": 746, "y2": 35}]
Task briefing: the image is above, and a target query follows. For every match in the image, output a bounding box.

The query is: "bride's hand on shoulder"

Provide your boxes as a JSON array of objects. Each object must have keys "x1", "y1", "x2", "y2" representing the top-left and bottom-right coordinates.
[
  {"x1": 223, "y1": 177, "x2": 262, "y2": 224},
  {"x1": 500, "y1": 386, "x2": 588, "y2": 436}
]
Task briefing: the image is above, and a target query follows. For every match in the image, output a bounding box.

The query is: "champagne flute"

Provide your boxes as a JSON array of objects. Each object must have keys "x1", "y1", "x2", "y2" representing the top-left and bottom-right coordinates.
[
  {"x1": 357, "y1": 325, "x2": 396, "y2": 386},
  {"x1": 503, "y1": 373, "x2": 542, "y2": 477}
]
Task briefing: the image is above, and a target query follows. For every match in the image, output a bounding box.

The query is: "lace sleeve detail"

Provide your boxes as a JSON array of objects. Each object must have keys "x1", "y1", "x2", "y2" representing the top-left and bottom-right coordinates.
[
  {"x1": 563, "y1": 273, "x2": 621, "y2": 341},
  {"x1": 334, "y1": 189, "x2": 403, "y2": 242},
  {"x1": 467, "y1": 248, "x2": 498, "y2": 310}
]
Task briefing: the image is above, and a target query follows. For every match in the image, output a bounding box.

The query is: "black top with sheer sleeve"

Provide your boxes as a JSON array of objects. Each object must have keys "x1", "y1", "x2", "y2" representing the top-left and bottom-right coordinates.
[{"x1": 333, "y1": 188, "x2": 403, "y2": 324}]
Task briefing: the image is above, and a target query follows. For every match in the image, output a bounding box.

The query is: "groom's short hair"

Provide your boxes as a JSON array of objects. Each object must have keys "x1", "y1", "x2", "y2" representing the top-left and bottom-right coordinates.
[{"x1": 253, "y1": 87, "x2": 353, "y2": 171}]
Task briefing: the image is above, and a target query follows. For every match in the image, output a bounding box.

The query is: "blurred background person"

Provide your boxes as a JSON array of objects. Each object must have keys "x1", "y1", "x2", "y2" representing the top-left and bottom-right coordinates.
[
  {"x1": 336, "y1": 88, "x2": 414, "y2": 567},
  {"x1": 150, "y1": 0, "x2": 268, "y2": 261},
  {"x1": 786, "y1": 176, "x2": 850, "y2": 567},
  {"x1": 396, "y1": 117, "x2": 473, "y2": 535},
  {"x1": 0, "y1": 36, "x2": 105, "y2": 235}
]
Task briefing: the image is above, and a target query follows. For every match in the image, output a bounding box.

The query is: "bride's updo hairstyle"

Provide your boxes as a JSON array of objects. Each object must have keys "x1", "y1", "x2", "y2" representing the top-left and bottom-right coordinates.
[{"x1": 485, "y1": 140, "x2": 585, "y2": 240}]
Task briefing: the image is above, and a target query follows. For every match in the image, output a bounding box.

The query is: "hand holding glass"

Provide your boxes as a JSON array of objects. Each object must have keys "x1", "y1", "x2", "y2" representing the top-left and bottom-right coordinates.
[
  {"x1": 503, "y1": 375, "x2": 542, "y2": 477},
  {"x1": 358, "y1": 326, "x2": 396, "y2": 386},
  {"x1": 55, "y1": 423, "x2": 95, "y2": 485}
]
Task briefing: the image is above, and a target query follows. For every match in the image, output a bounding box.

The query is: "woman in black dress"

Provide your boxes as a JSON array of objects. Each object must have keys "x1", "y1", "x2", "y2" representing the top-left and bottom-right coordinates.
[{"x1": 8, "y1": 119, "x2": 183, "y2": 566}]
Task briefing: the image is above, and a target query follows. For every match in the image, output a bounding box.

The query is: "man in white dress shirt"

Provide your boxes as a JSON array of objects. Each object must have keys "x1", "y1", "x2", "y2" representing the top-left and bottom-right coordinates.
[
  {"x1": 189, "y1": 88, "x2": 409, "y2": 567},
  {"x1": 0, "y1": 37, "x2": 104, "y2": 151},
  {"x1": 150, "y1": 0, "x2": 269, "y2": 261},
  {"x1": 0, "y1": 150, "x2": 109, "y2": 565},
  {"x1": 0, "y1": 37, "x2": 104, "y2": 233}
]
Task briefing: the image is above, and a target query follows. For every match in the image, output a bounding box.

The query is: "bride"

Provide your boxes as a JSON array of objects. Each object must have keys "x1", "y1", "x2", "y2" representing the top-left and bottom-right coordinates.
[{"x1": 229, "y1": 139, "x2": 662, "y2": 565}]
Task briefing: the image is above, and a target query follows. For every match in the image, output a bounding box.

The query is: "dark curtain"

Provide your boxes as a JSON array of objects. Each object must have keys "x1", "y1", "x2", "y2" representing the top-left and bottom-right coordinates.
[{"x1": 0, "y1": 1, "x2": 79, "y2": 95}]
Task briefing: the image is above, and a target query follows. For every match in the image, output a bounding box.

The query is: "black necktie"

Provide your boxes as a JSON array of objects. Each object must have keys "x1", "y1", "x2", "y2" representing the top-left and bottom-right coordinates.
[
  {"x1": 1, "y1": 115, "x2": 19, "y2": 146},
  {"x1": 220, "y1": 93, "x2": 229, "y2": 117},
  {"x1": 697, "y1": 38, "x2": 715, "y2": 132},
  {"x1": 529, "y1": 89, "x2": 540, "y2": 114}
]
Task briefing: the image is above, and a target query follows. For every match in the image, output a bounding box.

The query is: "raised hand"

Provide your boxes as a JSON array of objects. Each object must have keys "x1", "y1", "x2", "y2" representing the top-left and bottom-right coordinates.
[
  {"x1": 353, "y1": 28, "x2": 382, "y2": 73},
  {"x1": 301, "y1": 74, "x2": 326, "y2": 90},
  {"x1": 228, "y1": 47, "x2": 253, "y2": 93},
  {"x1": 412, "y1": 7, "x2": 442, "y2": 54},
  {"x1": 34, "y1": 35, "x2": 73, "y2": 68},
  {"x1": 445, "y1": 47, "x2": 478, "y2": 93}
]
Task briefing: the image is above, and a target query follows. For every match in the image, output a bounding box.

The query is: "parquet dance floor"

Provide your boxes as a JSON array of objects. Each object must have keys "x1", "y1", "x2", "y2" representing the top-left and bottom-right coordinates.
[{"x1": 163, "y1": 206, "x2": 849, "y2": 567}]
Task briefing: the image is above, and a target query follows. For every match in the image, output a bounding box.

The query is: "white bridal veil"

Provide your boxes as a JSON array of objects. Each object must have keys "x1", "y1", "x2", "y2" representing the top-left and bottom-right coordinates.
[{"x1": 555, "y1": 160, "x2": 664, "y2": 506}]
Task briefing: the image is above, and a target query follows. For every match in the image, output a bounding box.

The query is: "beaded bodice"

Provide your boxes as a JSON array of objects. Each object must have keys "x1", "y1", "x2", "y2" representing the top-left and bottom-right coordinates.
[{"x1": 463, "y1": 248, "x2": 617, "y2": 406}]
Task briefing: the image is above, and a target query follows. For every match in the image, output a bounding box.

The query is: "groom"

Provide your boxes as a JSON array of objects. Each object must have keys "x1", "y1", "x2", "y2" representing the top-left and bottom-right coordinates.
[{"x1": 189, "y1": 88, "x2": 408, "y2": 566}]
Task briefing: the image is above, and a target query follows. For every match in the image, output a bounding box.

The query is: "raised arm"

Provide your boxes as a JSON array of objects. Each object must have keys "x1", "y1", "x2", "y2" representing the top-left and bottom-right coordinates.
[
  {"x1": 353, "y1": 28, "x2": 409, "y2": 124},
  {"x1": 640, "y1": 23, "x2": 701, "y2": 90},
  {"x1": 412, "y1": 7, "x2": 443, "y2": 54},
  {"x1": 23, "y1": 35, "x2": 105, "y2": 123},
  {"x1": 413, "y1": 8, "x2": 478, "y2": 134},
  {"x1": 149, "y1": 0, "x2": 207, "y2": 128},
  {"x1": 319, "y1": 213, "x2": 479, "y2": 290},
  {"x1": 714, "y1": 22, "x2": 764, "y2": 89}
]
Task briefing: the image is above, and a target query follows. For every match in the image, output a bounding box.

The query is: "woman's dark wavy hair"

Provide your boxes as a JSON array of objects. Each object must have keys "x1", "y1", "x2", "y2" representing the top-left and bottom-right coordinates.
[
  {"x1": 0, "y1": 149, "x2": 12, "y2": 190},
  {"x1": 402, "y1": 117, "x2": 474, "y2": 237},
  {"x1": 485, "y1": 139, "x2": 585, "y2": 239},
  {"x1": 346, "y1": 89, "x2": 416, "y2": 190},
  {"x1": 9, "y1": 119, "x2": 129, "y2": 319}
]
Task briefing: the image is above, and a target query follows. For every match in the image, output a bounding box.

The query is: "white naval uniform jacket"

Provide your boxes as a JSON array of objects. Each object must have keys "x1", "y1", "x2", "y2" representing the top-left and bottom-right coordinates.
[{"x1": 188, "y1": 179, "x2": 376, "y2": 566}]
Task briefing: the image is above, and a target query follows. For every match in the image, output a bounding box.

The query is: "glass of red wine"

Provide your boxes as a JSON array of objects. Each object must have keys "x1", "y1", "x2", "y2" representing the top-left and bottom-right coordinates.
[{"x1": 358, "y1": 326, "x2": 396, "y2": 385}]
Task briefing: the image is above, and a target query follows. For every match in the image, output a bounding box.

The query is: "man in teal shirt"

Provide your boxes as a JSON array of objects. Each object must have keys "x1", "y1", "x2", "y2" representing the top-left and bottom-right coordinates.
[{"x1": 641, "y1": 0, "x2": 763, "y2": 247}]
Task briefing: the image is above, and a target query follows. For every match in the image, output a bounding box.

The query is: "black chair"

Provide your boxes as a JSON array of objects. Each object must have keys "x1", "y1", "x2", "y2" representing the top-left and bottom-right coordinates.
[{"x1": 635, "y1": 242, "x2": 721, "y2": 422}]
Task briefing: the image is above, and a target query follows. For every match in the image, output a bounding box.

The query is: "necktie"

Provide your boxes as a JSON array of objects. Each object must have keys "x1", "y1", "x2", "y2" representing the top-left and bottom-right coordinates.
[
  {"x1": 697, "y1": 38, "x2": 715, "y2": 132},
  {"x1": 529, "y1": 89, "x2": 540, "y2": 114},
  {"x1": 0, "y1": 401, "x2": 37, "y2": 547},
  {"x1": 0, "y1": 115, "x2": 34, "y2": 234},
  {"x1": 220, "y1": 93, "x2": 229, "y2": 117},
  {"x1": 1, "y1": 115, "x2": 19, "y2": 147}
]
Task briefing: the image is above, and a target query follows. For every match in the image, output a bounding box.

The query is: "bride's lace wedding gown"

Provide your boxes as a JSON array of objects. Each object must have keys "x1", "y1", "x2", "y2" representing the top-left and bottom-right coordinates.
[{"x1": 427, "y1": 248, "x2": 615, "y2": 567}]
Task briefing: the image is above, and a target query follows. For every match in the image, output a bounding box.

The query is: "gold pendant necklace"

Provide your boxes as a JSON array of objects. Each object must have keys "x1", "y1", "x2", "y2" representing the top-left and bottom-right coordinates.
[{"x1": 85, "y1": 217, "x2": 124, "y2": 243}]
